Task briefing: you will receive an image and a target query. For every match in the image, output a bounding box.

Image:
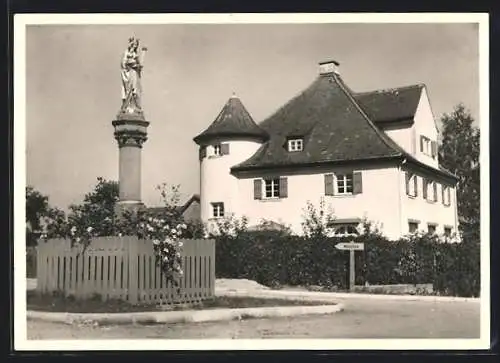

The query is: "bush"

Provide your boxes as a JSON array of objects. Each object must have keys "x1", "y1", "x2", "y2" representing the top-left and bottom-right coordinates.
[
  {"x1": 215, "y1": 232, "x2": 480, "y2": 297},
  {"x1": 27, "y1": 247, "x2": 37, "y2": 278}
]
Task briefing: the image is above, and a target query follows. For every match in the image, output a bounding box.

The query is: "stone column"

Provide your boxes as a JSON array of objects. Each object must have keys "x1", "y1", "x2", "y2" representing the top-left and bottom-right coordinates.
[{"x1": 112, "y1": 115, "x2": 149, "y2": 217}]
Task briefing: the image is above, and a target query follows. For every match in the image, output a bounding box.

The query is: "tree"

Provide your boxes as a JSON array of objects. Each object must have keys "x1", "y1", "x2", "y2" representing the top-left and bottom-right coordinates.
[
  {"x1": 26, "y1": 186, "x2": 50, "y2": 245},
  {"x1": 26, "y1": 186, "x2": 67, "y2": 245},
  {"x1": 67, "y1": 177, "x2": 119, "y2": 236},
  {"x1": 438, "y1": 104, "x2": 480, "y2": 239}
]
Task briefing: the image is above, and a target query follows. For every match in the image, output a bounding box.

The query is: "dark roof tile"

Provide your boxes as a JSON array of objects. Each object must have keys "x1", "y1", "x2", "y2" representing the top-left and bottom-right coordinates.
[
  {"x1": 193, "y1": 95, "x2": 268, "y2": 144},
  {"x1": 354, "y1": 84, "x2": 423, "y2": 124},
  {"x1": 232, "y1": 74, "x2": 403, "y2": 170}
]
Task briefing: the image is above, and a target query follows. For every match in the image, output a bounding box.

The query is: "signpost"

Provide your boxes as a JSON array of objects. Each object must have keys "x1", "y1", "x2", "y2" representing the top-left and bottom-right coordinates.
[{"x1": 335, "y1": 242, "x2": 365, "y2": 291}]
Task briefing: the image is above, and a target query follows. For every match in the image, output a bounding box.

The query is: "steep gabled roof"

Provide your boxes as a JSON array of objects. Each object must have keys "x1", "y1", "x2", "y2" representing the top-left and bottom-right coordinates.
[
  {"x1": 193, "y1": 95, "x2": 268, "y2": 144},
  {"x1": 232, "y1": 73, "x2": 404, "y2": 171},
  {"x1": 229, "y1": 71, "x2": 456, "y2": 182},
  {"x1": 354, "y1": 84, "x2": 424, "y2": 125}
]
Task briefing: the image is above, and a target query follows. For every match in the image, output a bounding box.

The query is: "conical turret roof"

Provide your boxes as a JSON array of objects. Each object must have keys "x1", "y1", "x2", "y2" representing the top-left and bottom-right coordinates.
[{"x1": 193, "y1": 94, "x2": 268, "y2": 144}]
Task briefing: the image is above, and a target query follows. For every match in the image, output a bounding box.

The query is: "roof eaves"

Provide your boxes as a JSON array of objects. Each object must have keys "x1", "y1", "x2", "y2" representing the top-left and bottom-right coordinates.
[
  {"x1": 231, "y1": 154, "x2": 403, "y2": 173},
  {"x1": 404, "y1": 155, "x2": 459, "y2": 182}
]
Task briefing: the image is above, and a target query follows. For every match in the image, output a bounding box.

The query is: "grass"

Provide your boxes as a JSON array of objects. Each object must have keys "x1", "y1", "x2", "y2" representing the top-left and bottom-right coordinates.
[{"x1": 27, "y1": 290, "x2": 328, "y2": 314}]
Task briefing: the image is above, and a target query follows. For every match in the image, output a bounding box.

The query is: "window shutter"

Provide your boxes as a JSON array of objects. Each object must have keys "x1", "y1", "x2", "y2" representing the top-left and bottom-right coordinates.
[
  {"x1": 422, "y1": 178, "x2": 428, "y2": 199},
  {"x1": 405, "y1": 172, "x2": 410, "y2": 195},
  {"x1": 442, "y1": 185, "x2": 445, "y2": 205},
  {"x1": 221, "y1": 143, "x2": 230, "y2": 155},
  {"x1": 433, "y1": 182, "x2": 438, "y2": 201},
  {"x1": 414, "y1": 175, "x2": 418, "y2": 197},
  {"x1": 353, "y1": 172, "x2": 363, "y2": 194},
  {"x1": 199, "y1": 146, "x2": 207, "y2": 161},
  {"x1": 253, "y1": 179, "x2": 262, "y2": 200},
  {"x1": 420, "y1": 136, "x2": 424, "y2": 152},
  {"x1": 279, "y1": 177, "x2": 288, "y2": 198},
  {"x1": 431, "y1": 141, "x2": 437, "y2": 159},
  {"x1": 446, "y1": 187, "x2": 451, "y2": 206},
  {"x1": 324, "y1": 174, "x2": 334, "y2": 196}
]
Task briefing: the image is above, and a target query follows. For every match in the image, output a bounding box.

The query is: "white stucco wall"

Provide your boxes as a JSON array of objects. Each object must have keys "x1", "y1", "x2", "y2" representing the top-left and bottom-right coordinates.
[
  {"x1": 200, "y1": 139, "x2": 262, "y2": 227},
  {"x1": 233, "y1": 165, "x2": 403, "y2": 240},
  {"x1": 381, "y1": 87, "x2": 439, "y2": 168},
  {"x1": 412, "y1": 87, "x2": 440, "y2": 168},
  {"x1": 384, "y1": 126, "x2": 413, "y2": 154}
]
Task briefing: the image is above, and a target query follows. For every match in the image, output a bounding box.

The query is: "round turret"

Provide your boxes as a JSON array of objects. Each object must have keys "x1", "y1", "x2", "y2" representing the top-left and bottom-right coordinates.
[{"x1": 193, "y1": 94, "x2": 268, "y2": 227}]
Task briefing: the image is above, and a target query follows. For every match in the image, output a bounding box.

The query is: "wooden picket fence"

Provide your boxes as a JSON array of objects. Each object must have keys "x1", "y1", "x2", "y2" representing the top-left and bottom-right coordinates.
[{"x1": 36, "y1": 237, "x2": 215, "y2": 305}]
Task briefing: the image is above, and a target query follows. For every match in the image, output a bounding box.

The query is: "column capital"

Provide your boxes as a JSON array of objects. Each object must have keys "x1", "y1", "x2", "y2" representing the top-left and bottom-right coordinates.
[{"x1": 114, "y1": 133, "x2": 148, "y2": 148}]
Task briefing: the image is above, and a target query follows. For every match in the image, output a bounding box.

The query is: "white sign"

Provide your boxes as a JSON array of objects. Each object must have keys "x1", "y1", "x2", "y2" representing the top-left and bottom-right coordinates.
[{"x1": 334, "y1": 242, "x2": 365, "y2": 251}]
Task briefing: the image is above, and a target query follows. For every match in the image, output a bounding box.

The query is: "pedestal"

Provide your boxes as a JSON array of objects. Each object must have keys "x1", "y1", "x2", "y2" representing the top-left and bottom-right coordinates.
[{"x1": 112, "y1": 110, "x2": 149, "y2": 218}]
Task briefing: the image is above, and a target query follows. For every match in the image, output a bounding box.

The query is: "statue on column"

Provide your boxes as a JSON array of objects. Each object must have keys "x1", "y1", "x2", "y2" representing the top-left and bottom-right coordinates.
[{"x1": 120, "y1": 37, "x2": 148, "y2": 114}]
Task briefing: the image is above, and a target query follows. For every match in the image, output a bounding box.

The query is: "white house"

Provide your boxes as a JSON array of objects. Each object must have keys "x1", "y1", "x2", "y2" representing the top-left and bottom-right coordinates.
[{"x1": 193, "y1": 60, "x2": 459, "y2": 240}]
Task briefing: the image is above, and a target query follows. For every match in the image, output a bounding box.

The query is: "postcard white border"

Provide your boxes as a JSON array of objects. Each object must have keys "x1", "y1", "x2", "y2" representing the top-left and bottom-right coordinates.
[{"x1": 14, "y1": 13, "x2": 490, "y2": 351}]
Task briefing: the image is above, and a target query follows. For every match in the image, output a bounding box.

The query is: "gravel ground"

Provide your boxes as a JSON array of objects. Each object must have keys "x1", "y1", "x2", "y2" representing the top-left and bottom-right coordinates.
[{"x1": 27, "y1": 297, "x2": 480, "y2": 340}]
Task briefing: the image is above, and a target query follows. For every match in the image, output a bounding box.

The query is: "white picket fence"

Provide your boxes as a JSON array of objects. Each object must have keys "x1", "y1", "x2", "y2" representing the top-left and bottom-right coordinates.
[{"x1": 36, "y1": 236, "x2": 215, "y2": 305}]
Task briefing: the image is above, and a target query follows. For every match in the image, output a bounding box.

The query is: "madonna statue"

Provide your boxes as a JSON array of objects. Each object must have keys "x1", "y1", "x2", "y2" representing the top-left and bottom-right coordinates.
[{"x1": 120, "y1": 37, "x2": 147, "y2": 113}]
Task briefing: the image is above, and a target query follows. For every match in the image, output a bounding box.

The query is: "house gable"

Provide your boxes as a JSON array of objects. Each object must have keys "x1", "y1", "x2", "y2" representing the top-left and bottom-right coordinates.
[{"x1": 410, "y1": 86, "x2": 440, "y2": 168}]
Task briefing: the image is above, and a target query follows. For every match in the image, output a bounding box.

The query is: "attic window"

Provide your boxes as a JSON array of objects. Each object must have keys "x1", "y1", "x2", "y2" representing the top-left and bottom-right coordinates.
[
  {"x1": 287, "y1": 138, "x2": 303, "y2": 152},
  {"x1": 213, "y1": 144, "x2": 222, "y2": 156}
]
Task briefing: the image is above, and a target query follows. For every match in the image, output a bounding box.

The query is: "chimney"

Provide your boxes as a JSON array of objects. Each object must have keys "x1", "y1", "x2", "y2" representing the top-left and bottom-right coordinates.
[{"x1": 319, "y1": 59, "x2": 340, "y2": 75}]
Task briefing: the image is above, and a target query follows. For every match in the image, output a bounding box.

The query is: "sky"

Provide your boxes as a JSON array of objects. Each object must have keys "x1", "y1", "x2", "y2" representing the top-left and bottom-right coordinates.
[{"x1": 25, "y1": 22, "x2": 480, "y2": 211}]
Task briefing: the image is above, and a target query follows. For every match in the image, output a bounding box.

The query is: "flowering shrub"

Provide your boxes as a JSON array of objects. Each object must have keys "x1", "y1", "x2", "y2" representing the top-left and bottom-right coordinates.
[
  {"x1": 136, "y1": 216, "x2": 187, "y2": 284},
  {"x1": 37, "y1": 180, "x2": 202, "y2": 287},
  {"x1": 301, "y1": 197, "x2": 336, "y2": 237},
  {"x1": 207, "y1": 214, "x2": 248, "y2": 238}
]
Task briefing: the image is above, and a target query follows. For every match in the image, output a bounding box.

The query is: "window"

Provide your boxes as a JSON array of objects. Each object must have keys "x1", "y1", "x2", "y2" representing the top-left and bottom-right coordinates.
[
  {"x1": 442, "y1": 185, "x2": 451, "y2": 206},
  {"x1": 254, "y1": 178, "x2": 288, "y2": 200},
  {"x1": 421, "y1": 137, "x2": 431, "y2": 155},
  {"x1": 325, "y1": 172, "x2": 362, "y2": 195},
  {"x1": 427, "y1": 224, "x2": 437, "y2": 234},
  {"x1": 408, "y1": 222, "x2": 419, "y2": 233},
  {"x1": 444, "y1": 227, "x2": 452, "y2": 237},
  {"x1": 211, "y1": 143, "x2": 229, "y2": 157},
  {"x1": 288, "y1": 138, "x2": 303, "y2": 152},
  {"x1": 336, "y1": 173, "x2": 353, "y2": 195},
  {"x1": 420, "y1": 136, "x2": 437, "y2": 159},
  {"x1": 405, "y1": 172, "x2": 418, "y2": 197},
  {"x1": 211, "y1": 202, "x2": 224, "y2": 218},
  {"x1": 424, "y1": 179, "x2": 438, "y2": 202},
  {"x1": 264, "y1": 178, "x2": 281, "y2": 198},
  {"x1": 333, "y1": 223, "x2": 360, "y2": 237}
]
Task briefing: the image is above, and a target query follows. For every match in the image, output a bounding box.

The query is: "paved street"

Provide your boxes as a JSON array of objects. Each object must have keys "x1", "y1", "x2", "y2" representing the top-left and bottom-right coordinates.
[{"x1": 27, "y1": 297, "x2": 480, "y2": 339}]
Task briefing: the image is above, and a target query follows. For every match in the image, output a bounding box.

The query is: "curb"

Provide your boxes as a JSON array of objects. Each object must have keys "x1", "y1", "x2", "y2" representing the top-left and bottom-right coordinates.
[
  {"x1": 215, "y1": 288, "x2": 480, "y2": 303},
  {"x1": 27, "y1": 304, "x2": 344, "y2": 325}
]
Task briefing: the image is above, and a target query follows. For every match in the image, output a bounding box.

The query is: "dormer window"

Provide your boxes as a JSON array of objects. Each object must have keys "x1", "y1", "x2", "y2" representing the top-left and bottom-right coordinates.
[
  {"x1": 288, "y1": 138, "x2": 303, "y2": 152},
  {"x1": 211, "y1": 143, "x2": 229, "y2": 157}
]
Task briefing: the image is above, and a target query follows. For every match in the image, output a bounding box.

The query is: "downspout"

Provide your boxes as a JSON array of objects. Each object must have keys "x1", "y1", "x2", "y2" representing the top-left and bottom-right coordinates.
[
  {"x1": 453, "y1": 182, "x2": 460, "y2": 241},
  {"x1": 398, "y1": 158, "x2": 408, "y2": 238}
]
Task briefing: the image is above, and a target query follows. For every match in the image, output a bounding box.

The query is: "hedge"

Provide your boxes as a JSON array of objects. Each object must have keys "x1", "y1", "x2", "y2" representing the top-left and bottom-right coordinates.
[{"x1": 215, "y1": 232, "x2": 480, "y2": 297}]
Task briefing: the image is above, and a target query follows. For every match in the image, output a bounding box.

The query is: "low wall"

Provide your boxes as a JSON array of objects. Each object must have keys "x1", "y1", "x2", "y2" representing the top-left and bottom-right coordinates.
[{"x1": 352, "y1": 283, "x2": 434, "y2": 295}]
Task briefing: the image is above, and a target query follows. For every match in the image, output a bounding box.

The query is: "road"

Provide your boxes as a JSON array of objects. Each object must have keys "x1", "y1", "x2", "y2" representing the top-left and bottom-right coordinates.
[{"x1": 27, "y1": 297, "x2": 480, "y2": 339}]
